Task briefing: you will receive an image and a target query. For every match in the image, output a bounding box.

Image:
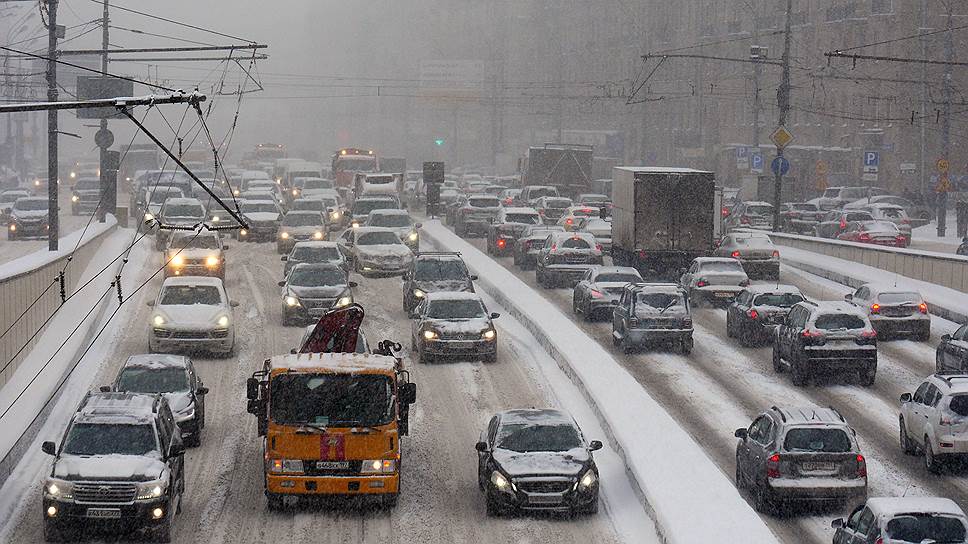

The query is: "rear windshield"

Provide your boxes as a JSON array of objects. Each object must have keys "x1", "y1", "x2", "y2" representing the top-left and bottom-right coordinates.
[
  {"x1": 283, "y1": 214, "x2": 320, "y2": 227},
  {"x1": 877, "y1": 207, "x2": 906, "y2": 219},
  {"x1": 793, "y1": 203, "x2": 818, "y2": 211},
  {"x1": 886, "y1": 514, "x2": 967, "y2": 543},
  {"x1": 528, "y1": 188, "x2": 557, "y2": 199},
  {"x1": 596, "y1": 273, "x2": 640, "y2": 283},
  {"x1": 118, "y1": 367, "x2": 189, "y2": 393},
  {"x1": 699, "y1": 261, "x2": 745, "y2": 273},
  {"x1": 746, "y1": 205, "x2": 773, "y2": 215},
  {"x1": 543, "y1": 198, "x2": 572, "y2": 209},
  {"x1": 560, "y1": 237, "x2": 592, "y2": 249},
  {"x1": 782, "y1": 428, "x2": 851, "y2": 453},
  {"x1": 635, "y1": 292, "x2": 686, "y2": 314},
  {"x1": 469, "y1": 197, "x2": 500, "y2": 208},
  {"x1": 291, "y1": 246, "x2": 340, "y2": 262},
  {"x1": 730, "y1": 236, "x2": 774, "y2": 248},
  {"x1": 753, "y1": 293, "x2": 804, "y2": 308},
  {"x1": 845, "y1": 212, "x2": 873, "y2": 221},
  {"x1": 365, "y1": 176, "x2": 394, "y2": 185},
  {"x1": 302, "y1": 179, "x2": 331, "y2": 190},
  {"x1": 877, "y1": 292, "x2": 920, "y2": 305},
  {"x1": 505, "y1": 213, "x2": 540, "y2": 224},
  {"x1": 948, "y1": 395, "x2": 968, "y2": 417},
  {"x1": 814, "y1": 314, "x2": 866, "y2": 330}
]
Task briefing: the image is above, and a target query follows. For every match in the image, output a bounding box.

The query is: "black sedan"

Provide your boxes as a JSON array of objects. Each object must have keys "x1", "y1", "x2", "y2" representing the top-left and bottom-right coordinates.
[
  {"x1": 572, "y1": 265, "x2": 642, "y2": 320},
  {"x1": 476, "y1": 409, "x2": 602, "y2": 516},
  {"x1": 726, "y1": 285, "x2": 805, "y2": 347},
  {"x1": 937, "y1": 323, "x2": 968, "y2": 372},
  {"x1": 279, "y1": 263, "x2": 356, "y2": 326}
]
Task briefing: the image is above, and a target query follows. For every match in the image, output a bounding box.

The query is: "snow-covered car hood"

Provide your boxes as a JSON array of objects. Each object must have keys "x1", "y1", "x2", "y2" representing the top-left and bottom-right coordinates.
[
  {"x1": 54, "y1": 453, "x2": 168, "y2": 482},
  {"x1": 12, "y1": 209, "x2": 47, "y2": 220},
  {"x1": 413, "y1": 280, "x2": 473, "y2": 294},
  {"x1": 156, "y1": 304, "x2": 228, "y2": 328},
  {"x1": 243, "y1": 212, "x2": 280, "y2": 222},
  {"x1": 280, "y1": 225, "x2": 323, "y2": 235},
  {"x1": 426, "y1": 317, "x2": 491, "y2": 334},
  {"x1": 493, "y1": 447, "x2": 589, "y2": 477},
  {"x1": 356, "y1": 244, "x2": 412, "y2": 259},
  {"x1": 167, "y1": 248, "x2": 221, "y2": 261},
  {"x1": 165, "y1": 391, "x2": 193, "y2": 414},
  {"x1": 287, "y1": 285, "x2": 347, "y2": 299}
]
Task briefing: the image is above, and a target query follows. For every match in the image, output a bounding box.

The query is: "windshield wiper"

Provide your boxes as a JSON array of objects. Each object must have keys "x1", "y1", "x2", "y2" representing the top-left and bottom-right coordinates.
[
  {"x1": 658, "y1": 299, "x2": 678, "y2": 314},
  {"x1": 293, "y1": 423, "x2": 329, "y2": 434}
]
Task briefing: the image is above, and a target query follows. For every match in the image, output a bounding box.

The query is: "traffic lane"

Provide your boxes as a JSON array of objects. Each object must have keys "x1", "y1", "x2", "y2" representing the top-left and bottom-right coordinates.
[
  {"x1": 180, "y1": 239, "x2": 622, "y2": 544},
  {"x1": 0, "y1": 189, "x2": 95, "y2": 265}
]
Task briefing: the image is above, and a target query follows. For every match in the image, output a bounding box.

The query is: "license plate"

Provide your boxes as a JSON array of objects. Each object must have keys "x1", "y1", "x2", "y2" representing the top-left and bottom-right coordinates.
[
  {"x1": 450, "y1": 341, "x2": 475, "y2": 349},
  {"x1": 528, "y1": 494, "x2": 563, "y2": 505},
  {"x1": 714, "y1": 292, "x2": 732, "y2": 298},
  {"x1": 86, "y1": 508, "x2": 121, "y2": 519},
  {"x1": 315, "y1": 461, "x2": 350, "y2": 470},
  {"x1": 800, "y1": 462, "x2": 836, "y2": 472}
]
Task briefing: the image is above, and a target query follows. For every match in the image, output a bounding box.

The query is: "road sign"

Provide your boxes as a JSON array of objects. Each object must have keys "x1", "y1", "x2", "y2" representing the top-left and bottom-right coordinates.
[
  {"x1": 735, "y1": 147, "x2": 749, "y2": 169},
  {"x1": 770, "y1": 126, "x2": 795, "y2": 149},
  {"x1": 750, "y1": 153, "x2": 764, "y2": 174},
  {"x1": 770, "y1": 156, "x2": 790, "y2": 176},
  {"x1": 936, "y1": 173, "x2": 952, "y2": 193},
  {"x1": 815, "y1": 160, "x2": 828, "y2": 175},
  {"x1": 735, "y1": 147, "x2": 749, "y2": 159},
  {"x1": 900, "y1": 162, "x2": 916, "y2": 173},
  {"x1": 862, "y1": 173, "x2": 879, "y2": 182},
  {"x1": 937, "y1": 158, "x2": 950, "y2": 173},
  {"x1": 863, "y1": 151, "x2": 879, "y2": 168}
]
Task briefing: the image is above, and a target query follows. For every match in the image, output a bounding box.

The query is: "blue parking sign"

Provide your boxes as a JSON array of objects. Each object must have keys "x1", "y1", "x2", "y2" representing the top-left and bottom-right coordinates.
[{"x1": 863, "y1": 151, "x2": 879, "y2": 168}]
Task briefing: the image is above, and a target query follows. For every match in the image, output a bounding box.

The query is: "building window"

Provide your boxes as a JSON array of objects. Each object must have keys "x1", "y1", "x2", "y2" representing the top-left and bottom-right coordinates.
[{"x1": 871, "y1": 0, "x2": 893, "y2": 15}]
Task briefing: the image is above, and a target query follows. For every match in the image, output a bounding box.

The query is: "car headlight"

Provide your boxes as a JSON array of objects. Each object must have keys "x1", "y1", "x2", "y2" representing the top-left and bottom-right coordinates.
[
  {"x1": 152, "y1": 314, "x2": 166, "y2": 326},
  {"x1": 577, "y1": 469, "x2": 598, "y2": 490},
  {"x1": 144, "y1": 212, "x2": 155, "y2": 223},
  {"x1": 408, "y1": 231, "x2": 418, "y2": 242},
  {"x1": 35, "y1": 179, "x2": 42, "y2": 186},
  {"x1": 335, "y1": 296, "x2": 352, "y2": 308},
  {"x1": 423, "y1": 329, "x2": 438, "y2": 340},
  {"x1": 233, "y1": 189, "x2": 240, "y2": 196},
  {"x1": 331, "y1": 211, "x2": 341, "y2": 220},
  {"x1": 216, "y1": 315, "x2": 230, "y2": 328},
  {"x1": 71, "y1": 195, "x2": 79, "y2": 203},
  {"x1": 291, "y1": 189, "x2": 299, "y2": 196},
  {"x1": 482, "y1": 329, "x2": 496, "y2": 340},
  {"x1": 240, "y1": 229, "x2": 248, "y2": 236},
  {"x1": 45, "y1": 479, "x2": 73, "y2": 500},
  {"x1": 205, "y1": 255, "x2": 219, "y2": 267},
  {"x1": 211, "y1": 215, "x2": 220, "y2": 223},
  {"x1": 351, "y1": 222, "x2": 360, "y2": 229},
  {"x1": 270, "y1": 459, "x2": 304, "y2": 474},
  {"x1": 285, "y1": 295, "x2": 300, "y2": 307},
  {"x1": 8, "y1": 224, "x2": 15, "y2": 232},
  {"x1": 490, "y1": 471, "x2": 514, "y2": 493},
  {"x1": 170, "y1": 255, "x2": 184, "y2": 267},
  {"x1": 413, "y1": 289, "x2": 425, "y2": 299},
  {"x1": 136, "y1": 479, "x2": 168, "y2": 500},
  {"x1": 69, "y1": 172, "x2": 76, "y2": 179},
  {"x1": 313, "y1": 231, "x2": 324, "y2": 240},
  {"x1": 280, "y1": 231, "x2": 289, "y2": 239},
  {"x1": 361, "y1": 459, "x2": 396, "y2": 474}
]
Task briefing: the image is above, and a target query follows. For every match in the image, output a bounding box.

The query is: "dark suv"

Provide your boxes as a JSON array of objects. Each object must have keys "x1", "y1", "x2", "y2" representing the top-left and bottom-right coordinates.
[
  {"x1": 772, "y1": 301, "x2": 878, "y2": 386},
  {"x1": 535, "y1": 231, "x2": 604, "y2": 288},
  {"x1": 612, "y1": 283, "x2": 693, "y2": 354},
  {"x1": 402, "y1": 252, "x2": 476, "y2": 314},
  {"x1": 734, "y1": 406, "x2": 867, "y2": 513},
  {"x1": 41, "y1": 392, "x2": 185, "y2": 542},
  {"x1": 452, "y1": 194, "x2": 502, "y2": 237}
]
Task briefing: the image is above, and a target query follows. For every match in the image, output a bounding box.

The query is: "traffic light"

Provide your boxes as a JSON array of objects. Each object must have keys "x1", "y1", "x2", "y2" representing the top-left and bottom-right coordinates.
[{"x1": 434, "y1": 138, "x2": 445, "y2": 147}]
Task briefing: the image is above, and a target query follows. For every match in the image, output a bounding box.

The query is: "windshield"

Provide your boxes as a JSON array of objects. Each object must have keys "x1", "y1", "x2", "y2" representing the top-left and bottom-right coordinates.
[
  {"x1": 118, "y1": 367, "x2": 189, "y2": 393},
  {"x1": 369, "y1": 214, "x2": 412, "y2": 228},
  {"x1": 635, "y1": 292, "x2": 686, "y2": 314},
  {"x1": 505, "y1": 213, "x2": 540, "y2": 224},
  {"x1": 170, "y1": 235, "x2": 219, "y2": 250},
  {"x1": 163, "y1": 204, "x2": 204, "y2": 218},
  {"x1": 74, "y1": 180, "x2": 99, "y2": 191},
  {"x1": 365, "y1": 176, "x2": 394, "y2": 185},
  {"x1": 353, "y1": 200, "x2": 395, "y2": 216},
  {"x1": 160, "y1": 285, "x2": 222, "y2": 305},
  {"x1": 699, "y1": 261, "x2": 745, "y2": 273},
  {"x1": 886, "y1": 514, "x2": 967, "y2": 543},
  {"x1": 822, "y1": 188, "x2": 841, "y2": 198},
  {"x1": 283, "y1": 214, "x2": 320, "y2": 227},
  {"x1": 148, "y1": 190, "x2": 182, "y2": 204},
  {"x1": 14, "y1": 199, "x2": 47, "y2": 211},
  {"x1": 543, "y1": 199, "x2": 572, "y2": 209},
  {"x1": 746, "y1": 205, "x2": 773, "y2": 215},
  {"x1": 289, "y1": 267, "x2": 345, "y2": 286},
  {"x1": 62, "y1": 423, "x2": 157, "y2": 456},
  {"x1": 414, "y1": 260, "x2": 468, "y2": 281},
  {"x1": 753, "y1": 293, "x2": 804, "y2": 308},
  {"x1": 357, "y1": 231, "x2": 402, "y2": 245},
  {"x1": 302, "y1": 179, "x2": 332, "y2": 190},
  {"x1": 528, "y1": 188, "x2": 557, "y2": 199},
  {"x1": 292, "y1": 200, "x2": 323, "y2": 211},
  {"x1": 560, "y1": 237, "x2": 592, "y2": 249},
  {"x1": 469, "y1": 197, "x2": 500, "y2": 208},
  {"x1": 496, "y1": 423, "x2": 582, "y2": 453},
  {"x1": 292, "y1": 247, "x2": 340, "y2": 262},
  {"x1": 427, "y1": 299, "x2": 485, "y2": 319},
  {"x1": 878, "y1": 292, "x2": 920, "y2": 305},
  {"x1": 782, "y1": 428, "x2": 851, "y2": 452},
  {"x1": 793, "y1": 203, "x2": 818, "y2": 211},
  {"x1": 814, "y1": 314, "x2": 866, "y2": 330},
  {"x1": 336, "y1": 158, "x2": 376, "y2": 171},
  {"x1": 269, "y1": 374, "x2": 392, "y2": 426},
  {"x1": 877, "y1": 207, "x2": 906, "y2": 219},
  {"x1": 242, "y1": 202, "x2": 278, "y2": 214},
  {"x1": 596, "y1": 273, "x2": 640, "y2": 283},
  {"x1": 846, "y1": 212, "x2": 874, "y2": 222}
]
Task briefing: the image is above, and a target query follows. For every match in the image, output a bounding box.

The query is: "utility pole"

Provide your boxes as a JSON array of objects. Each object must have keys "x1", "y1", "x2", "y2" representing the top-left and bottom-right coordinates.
[
  {"x1": 938, "y1": 3, "x2": 953, "y2": 237},
  {"x1": 772, "y1": 0, "x2": 793, "y2": 232},
  {"x1": 46, "y1": 0, "x2": 58, "y2": 251},
  {"x1": 919, "y1": 0, "x2": 928, "y2": 202},
  {"x1": 96, "y1": 0, "x2": 112, "y2": 223}
]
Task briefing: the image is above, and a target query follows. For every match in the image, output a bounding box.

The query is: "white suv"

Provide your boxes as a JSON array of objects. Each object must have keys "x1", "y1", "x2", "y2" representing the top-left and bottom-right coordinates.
[{"x1": 899, "y1": 373, "x2": 968, "y2": 473}]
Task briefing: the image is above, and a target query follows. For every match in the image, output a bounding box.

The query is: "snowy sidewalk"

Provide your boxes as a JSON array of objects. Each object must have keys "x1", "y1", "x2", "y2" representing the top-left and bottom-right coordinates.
[{"x1": 422, "y1": 220, "x2": 779, "y2": 544}]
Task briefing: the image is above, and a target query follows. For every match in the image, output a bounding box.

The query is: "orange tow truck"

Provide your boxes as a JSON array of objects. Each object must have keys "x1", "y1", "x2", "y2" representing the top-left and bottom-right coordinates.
[{"x1": 246, "y1": 305, "x2": 416, "y2": 508}]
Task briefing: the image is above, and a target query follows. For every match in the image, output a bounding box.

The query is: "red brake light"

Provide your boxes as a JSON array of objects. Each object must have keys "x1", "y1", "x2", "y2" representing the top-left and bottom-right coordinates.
[
  {"x1": 696, "y1": 279, "x2": 708, "y2": 287},
  {"x1": 840, "y1": 219, "x2": 847, "y2": 229},
  {"x1": 496, "y1": 238, "x2": 506, "y2": 249},
  {"x1": 722, "y1": 206, "x2": 730, "y2": 217},
  {"x1": 856, "y1": 454, "x2": 867, "y2": 478},
  {"x1": 772, "y1": 250, "x2": 780, "y2": 258},
  {"x1": 740, "y1": 215, "x2": 751, "y2": 224},
  {"x1": 637, "y1": 250, "x2": 647, "y2": 258},
  {"x1": 565, "y1": 218, "x2": 573, "y2": 225},
  {"x1": 859, "y1": 232, "x2": 871, "y2": 241},
  {"x1": 596, "y1": 244, "x2": 603, "y2": 252},
  {"x1": 860, "y1": 329, "x2": 877, "y2": 339},
  {"x1": 748, "y1": 309, "x2": 759, "y2": 319},
  {"x1": 919, "y1": 302, "x2": 928, "y2": 314},
  {"x1": 766, "y1": 454, "x2": 781, "y2": 478},
  {"x1": 551, "y1": 243, "x2": 557, "y2": 251},
  {"x1": 802, "y1": 329, "x2": 823, "y2": 339},
  {"x1": 730, "y1": 250, "x2": 741, "y2": 258},
  {"x1": 870, "y1": 303, "x2": 880, "y2": 314},
  {"x1": 590, "y1": 289, "x2": 603, "y2": 299}
]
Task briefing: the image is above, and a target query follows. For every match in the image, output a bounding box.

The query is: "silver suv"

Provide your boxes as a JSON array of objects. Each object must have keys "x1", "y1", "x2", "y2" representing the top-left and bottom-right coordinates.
[
  {"x1": 734, "y1": 406, "x2": 867, "y2": 513},
  {"x1": 899, "y1": 373, "x2": 968, "y2": 473}
]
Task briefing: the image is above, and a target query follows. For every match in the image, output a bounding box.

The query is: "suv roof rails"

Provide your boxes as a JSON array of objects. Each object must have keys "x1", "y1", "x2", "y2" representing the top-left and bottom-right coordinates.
[
  {"x1": 934, "y1": 371, "x2": 968, "y2": 385},
  {"x1": 827, "y1": 405, "x2": 846, "y2": 422},
  {"x1": 770, "y1": 405, "x2": 787, "y2": 422},
  {"x1": 415, "y1": 251, "x2": 462, "y2": 257}
]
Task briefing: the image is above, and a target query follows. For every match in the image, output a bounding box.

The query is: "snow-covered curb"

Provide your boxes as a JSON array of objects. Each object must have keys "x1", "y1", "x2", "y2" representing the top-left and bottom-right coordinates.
[{"x1": 422, "y1": 221, "x2": 778, "y2": 544}]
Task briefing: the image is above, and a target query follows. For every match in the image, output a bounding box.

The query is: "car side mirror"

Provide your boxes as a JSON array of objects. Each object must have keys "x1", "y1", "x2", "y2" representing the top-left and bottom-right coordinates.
[
  {"x1": 146, "y1": 300, "x2": 155, "y2": 307},
  {"x1": 399, "y1": 382, "x2": 416, "y2": 404},
  {"x1": 277, "y1": 280, "x2": 286, "y2": 287},
  {"x1": 844, "y1": 293, "x2": 853, "y2": 301},
  {"x1": 589, "y1": 440, "x2": 603, "y2": 451},
  {"x1": 415, "y1": 223, "x2": 422, "y2": 228},
  {"x1": 246, "y1": 377, "x2": 260, "y2": 401},
  {"x1": 222, "y1": 244, "x2": 230, "y2": 250},
  {"x1": 197, "y1": 386, "x2": 209, "y2": 396},
  {"x1": 830, "y1": 518, "x2": 845, "y2": 529},
  {"x1": 42, "y1": 441, "x2": 56, "y2": 455},
  {"x1": 280, "y1": 256, "x2": 288, "y2": 261},
  {"x1": 402, "y1": 273, "x2": 410, "y2": 280},
  {"x1": 230, "y1": 300, "x2": 240, "y2": 308},
  {"x1": 900, "y1": 393, "x2": 912, "y2": 403},
  {"x1": 490, "y1": 312, "x2": 500, "y2": 319},
  {"x1": 943, "y1": 334, "x2": 952, "y2": 341},
  {"x1": 734, "y1": 428, "x2": 748, "y2": 439},
  {"x1": 99, "y1": 385, "x2": 111, "y2": 392},
  {"x1": 470, "y1": 275, "x2": 478, "y2": 281},
  {"x1": 169, "y1": 443, "x2": 185, "y2": 457},
  {"x1": 349, "y1": 281, "x2": 358, "y2": 288},
  {"x1": 475, "y1": 441, "x2": 489, "y2": 453}
]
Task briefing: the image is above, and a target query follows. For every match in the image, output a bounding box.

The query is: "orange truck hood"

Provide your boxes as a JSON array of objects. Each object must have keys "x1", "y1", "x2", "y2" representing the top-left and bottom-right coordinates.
[{"x1": 267, "y1": 426, "x2": 398, "y2": 461}]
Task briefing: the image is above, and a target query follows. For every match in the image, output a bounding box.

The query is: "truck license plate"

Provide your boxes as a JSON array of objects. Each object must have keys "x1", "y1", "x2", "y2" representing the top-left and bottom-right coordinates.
[
  {"x1": 86, "y1": 508, "x2": 121, "y2": 519},
  {"x1": 315, "y1": 461, "x2": 350, "y2": 470},
  {"x1": 714, "y1": 292, "x2": 732, "y2": 298}
]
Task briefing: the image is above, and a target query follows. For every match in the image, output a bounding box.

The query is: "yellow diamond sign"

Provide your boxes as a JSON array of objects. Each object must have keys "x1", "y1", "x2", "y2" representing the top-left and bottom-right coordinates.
[{"x1": 770, "y1": 126, "x2": 794, "y2": 150}]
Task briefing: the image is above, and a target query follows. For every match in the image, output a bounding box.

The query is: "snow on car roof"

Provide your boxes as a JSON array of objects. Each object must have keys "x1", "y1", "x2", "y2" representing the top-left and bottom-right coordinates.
[
  {"x1": 743, "y1": 201, "x2": 774, "y2": 207},
  {"x1": 694, "y1": 257, "x2": 743, "y2": 264},
  {"x1": 631, "y1": 282, "x2": 683, "y2": 293},
  {"x1": 590, "y1": 265, "x2": 640, "y2": 276},
  {"x1": 811, "y1": 300, "x2": 866, "y2": 316},
  {"x1": 772, "y1": 406, "x2": 846, "y2": 426},
  {"x1": 498, "y1": 408, "x2": 575, "y2": 427},
  {"x1": 866, "y1": 497, "x2": 967, "y2": 519},
  {"x1": 861, "y1": 283, "x2": 923, "y2": 296},
  {"x1": 502, "y1": 207, "x2": 538, "y2": 214},
  {"x1": 269, "y1": 352, "x2": 398, "y2": 373},
  {"x1": 369, "y1": 209, "x2": 409, "y2": 216},
  {"x1": 424, "y1": 291, "x2": 483, "y2": 302},
  {"x1": 743, "y1": 284, "x2": 802, "y2": 295},
  {"x1": 161, "y1": 276, "x2": 225, "y2": 288},
  {"x1": 123, "y1": 354, "x2": 189, "y2": 370},
  {"x1": 77, "y1": 392, "x2": 158, "y2": 424},
  {"x1": 292, "y1": 241, "x2": 338, "y2": 248}
]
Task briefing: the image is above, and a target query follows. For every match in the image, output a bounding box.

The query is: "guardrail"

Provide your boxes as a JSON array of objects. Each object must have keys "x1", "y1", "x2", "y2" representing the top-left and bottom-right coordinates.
[
  {"x1": 766, "y1": 230, "x2": 968, "y2": 293},
  {"x1": 0, "y1": 218, "x2": 117, "y2": 389}
]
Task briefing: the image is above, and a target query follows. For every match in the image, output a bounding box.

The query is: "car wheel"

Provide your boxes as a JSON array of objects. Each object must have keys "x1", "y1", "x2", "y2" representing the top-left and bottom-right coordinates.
[
  {"x1": 790, "y1": 354, "x2": 807, "y2": 386},
  {"x1": 726, "y1": 315, "x2": 735, "y2": 338},
  {"x1": 859, "y1": 366, "x2": 876, "y2": 387},
  {"x1": 43, "y1": 519, "x2": 63, "y2": 542},
  {"x1": 738, "y1": 325, "x2": 752, "y2": 348},
  {"x1": 680, "y1": 336, "x2": 693, "y2": 355},
  {"x1": 689, "y1": 289, "x2": 702, "y2": 308},
  {"x1": 572, "y1": 294, "x2": 580, "y2": 315},
  {"x1": 899, "y1": 419, "x2": 916, "y2": 455},
  {"x1": 621, "y1": 334, "x2": 634, "y2": 355},
  {"x1": 266, "y1": 493, "x2": 285, "y2": 511},
  {"x1": 772, "y1": 344, "x2": 784, "y2": 373},
  {"x1": 925, "y1": 438, "x2": 942, "y2": 474},
  {"x1": 753, "y1": 482, "x2": 773, "y2": 514},
  {"x1": 937, "y1": 350, "x2": 945, "y2": 373}
]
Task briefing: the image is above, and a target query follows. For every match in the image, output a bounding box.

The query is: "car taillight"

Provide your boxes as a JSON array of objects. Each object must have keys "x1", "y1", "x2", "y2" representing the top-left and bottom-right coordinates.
[
  {"x1": 940, "y1": 415, "x2": 954, "y2": 426},
  {"x1": 766, "y1": 454, "x2": 781, "y2": 478},
  {"x1": 901, "y1": 218, "x2": 911, "y2": 224},
  {"x1": 895, "y1": 235, "x2": 907, "y2": 245},
  {"x1": 801, "y1": 329, "x2": 825, "y2": 345},
  {"x1": 874, "y1": 539, "x2": 883, "y2": 544},
  {"x1": 731, "y1": 250, "x2": 741, "y2": 258},
  {"x1": 748, "y1": 309, "x2": 759, "y2": 319},
  {"x1": 870, "y1": 303, "x2": 880, "y2": 314},
  {"x1": 859, "y1": 232, "x2": 871, "y2": 242},
  {"x1": 637, "y1": 250, "x2": 647, "y2": 258},
  {"x1": 772, "y1": 250, "x2": 780, "y2": 258},
  {"x1": 595, "y1": 244, "x2": 603, "y2": 252},
  {"x1": 696, "y1": 279, "x2": 708, "y2": 287},
  {"x1": 919, "y1": 302, "x2": 928, "y2": 314},
  {"x1": 839, "y1": 219, "x2": 847, "y2": 230},
  {"x1": 722, "y1": 207, "x2": 730, "y2": 217},
  {"x1": 860, "y1": 329, "x2": 877, "y2": 339},
  {"x1": 590, "y1": 289, "x2": 603, "y2": 299},
  {"x1": 504, "y1": 198, "x2": 512, "y2": 205},
  {"x1": 740, "y1": 215, "x2": 751, "y2": 224},
  {"x1": 856, "y1": 454, "x2": 867, "y2": 478},
  {"x1": 551, "y1": 243, "x2": 557, "y2": 251},
  {"x1": 496, "y1": 238, "x2": 506, "y2": 249}
]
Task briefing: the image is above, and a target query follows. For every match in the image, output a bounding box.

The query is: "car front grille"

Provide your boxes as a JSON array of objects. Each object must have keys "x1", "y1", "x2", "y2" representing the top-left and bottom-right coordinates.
[
  {"x1": 172, "y1": 331, "x2": 211, "y2": 339},
  {"x1": 515, "y1": 479, "x2": 573, "y2": 494},
  {"x1": 301, "y1": 298, "x2": 336, "y2": 310},
  {"x1": 439, "y1": 332, "x2": 479, "y2": 341},
  {"x1": 73, "y1": 482, "x2": 138, "y2": 504}
]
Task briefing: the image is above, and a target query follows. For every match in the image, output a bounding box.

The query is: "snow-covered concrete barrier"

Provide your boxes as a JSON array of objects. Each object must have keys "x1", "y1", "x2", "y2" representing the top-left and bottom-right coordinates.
[{"x1": 422, "y1": 220, "x2": 779, "y2": 544}]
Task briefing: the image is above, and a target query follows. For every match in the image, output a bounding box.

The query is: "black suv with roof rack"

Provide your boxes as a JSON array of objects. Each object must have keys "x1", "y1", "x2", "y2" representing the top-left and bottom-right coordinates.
[
  {"x1": 734, "y1": 406, "x2": 867, "y2": 513},
  {"x1": 40, "y1": 392, "x2": 185, "y2": 542},
  {"x1": 772, "y1": 300, "x2": 878, "y2": 386},
  {"x1": 401, "y1": 252, "x2": 476, "y2": 315}
]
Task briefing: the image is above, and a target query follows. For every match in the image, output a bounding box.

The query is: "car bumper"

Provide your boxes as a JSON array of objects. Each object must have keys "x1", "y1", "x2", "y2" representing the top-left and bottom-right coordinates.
[
  {"x1": 693, "y1": 286, "x2": 744, "y2": 301},
  {"x1": 802, "y1": 346, "x2": 877, "y2": 366},
  {"x1": 626, "y1": 328, "x2": 693, "y2": 344},
  {"x1": 285, "y1": 302, "x2": 341, "y2": 323},
  {"x1": 935, "y1": 436, "x2": 968, "y2": 453},
  {"x1": 150, "y1": 329, "x2": 233, "y2": 353},
  {"x1": 266, "y1": 473, "x2": 399, "y2": 496},
  {"x1": 869, "y1": 316, "x2": 930, "y2": 336},
  {"x1": 485, "y1": 484, "x2": 597, "y2": 512},
  {"x1": 10, "y1": 223, "x2": 48, "y2": 236},
  {"x1": 166, "y1": 265, "x2": 223, "y2": 278},
  {"x1": 767, "y1": 477, "x2": 867, "y2": 500},
  {"x1": 43, "y1": 497, "x2": 171, "y2": 530},
  {"x1": 422, "y1": 338, "x2": 496, "y2": 356},
  {"x1": 542, "y1": 264, "x2": 596, "y2": 283}
]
